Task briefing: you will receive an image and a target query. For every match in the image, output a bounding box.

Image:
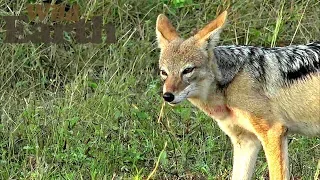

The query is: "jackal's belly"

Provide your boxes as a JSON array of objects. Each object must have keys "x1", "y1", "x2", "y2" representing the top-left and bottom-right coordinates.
[
  {"x1": 284, "y1": 120, "x2": 320, "y2": 135},
  {"x1": 271, "y1": 75, "x2": 320, "y2": 136}
]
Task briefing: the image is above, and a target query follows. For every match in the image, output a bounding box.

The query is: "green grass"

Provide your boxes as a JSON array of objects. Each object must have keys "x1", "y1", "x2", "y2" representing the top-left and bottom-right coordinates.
[{"x1": 0, "y1": 0, "x2": 319, "y2": 179}]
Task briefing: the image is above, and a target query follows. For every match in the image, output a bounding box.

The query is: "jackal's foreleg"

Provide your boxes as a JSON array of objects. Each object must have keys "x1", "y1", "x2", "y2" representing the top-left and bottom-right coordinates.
[
  {"x1": 230, "y1": 131, "x2": 261, "y2": 180},
  {"x1": 259, "y1": 123, "x2": 289, "y2": 180}
]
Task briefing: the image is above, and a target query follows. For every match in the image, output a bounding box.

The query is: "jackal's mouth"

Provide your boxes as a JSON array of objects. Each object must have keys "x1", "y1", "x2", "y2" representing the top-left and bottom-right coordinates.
[
  {"x1": 167, "y1": 88, "x2": 193, "y2": 105},
  {"x1": 167, "y1": 99, "x2": 184, "y2": 106},
  {"x1": 167, "y1": 102, "x2": 178, "y2": 106},
  {"x1": 167, "y1": 97, "x2": 184, "y2": 106},
  {"x1": 163, "y1": 83, "x2": 199, "y2": 105}
]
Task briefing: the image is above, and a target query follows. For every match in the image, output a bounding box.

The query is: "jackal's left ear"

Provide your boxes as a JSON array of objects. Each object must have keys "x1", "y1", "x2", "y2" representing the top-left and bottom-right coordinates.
[
  {"x1": 156, "y1": 14, "x2": 179, "y2": 49},
  {"x1": 194, "y1": 11, "x2": 227, "y2": 49}
]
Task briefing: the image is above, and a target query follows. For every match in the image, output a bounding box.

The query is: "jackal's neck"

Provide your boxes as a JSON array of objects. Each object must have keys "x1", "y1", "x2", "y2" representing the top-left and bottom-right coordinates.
[{"x1": 188, "y1": 82, "x2": 230, "y2": 120}]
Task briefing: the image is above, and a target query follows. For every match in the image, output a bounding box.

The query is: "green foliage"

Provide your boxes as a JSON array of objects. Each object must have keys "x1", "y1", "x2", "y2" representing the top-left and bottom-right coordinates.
[{"x1": 172, "y1": 0, "x2": 193, "y2": 8}]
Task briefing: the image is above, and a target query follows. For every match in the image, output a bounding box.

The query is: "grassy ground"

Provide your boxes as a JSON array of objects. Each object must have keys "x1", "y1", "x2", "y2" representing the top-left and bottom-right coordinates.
[{"x1": 0, "y1": 0, "x2": 319, "y2": 179}]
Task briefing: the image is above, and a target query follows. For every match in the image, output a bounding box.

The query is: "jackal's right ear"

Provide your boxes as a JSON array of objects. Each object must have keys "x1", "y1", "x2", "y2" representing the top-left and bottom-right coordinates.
[
  {"x1": 156, "y1": 14, "x2": 179, "y2": 49},
  {"x1": 194, "y1": 11, "x2": 227, "y2": 49}
]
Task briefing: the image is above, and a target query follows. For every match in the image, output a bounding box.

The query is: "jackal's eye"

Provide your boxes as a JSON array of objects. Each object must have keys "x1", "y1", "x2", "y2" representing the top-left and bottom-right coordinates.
[
  {"x1": 182, "y1": 67, "x2": 195, "y2": 75},
  {"x1": 160, "y1": 70, "x2": 167, "y2": 76}
]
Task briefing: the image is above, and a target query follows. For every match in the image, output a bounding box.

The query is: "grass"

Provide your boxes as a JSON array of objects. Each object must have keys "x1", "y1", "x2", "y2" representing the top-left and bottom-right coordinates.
[{"x1": 0, "y1": 0, "x2": 319, "y2": 179}]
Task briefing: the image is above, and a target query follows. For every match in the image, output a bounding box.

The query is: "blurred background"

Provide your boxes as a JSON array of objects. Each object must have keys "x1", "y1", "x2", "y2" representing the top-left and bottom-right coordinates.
[{"x1": 0, "y1": 0, "x2": 319, "y2": 179}]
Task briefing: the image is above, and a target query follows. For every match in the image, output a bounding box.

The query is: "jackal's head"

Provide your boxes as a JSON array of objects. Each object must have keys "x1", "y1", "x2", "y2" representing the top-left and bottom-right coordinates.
[{"x1": 156, "y1": 11, "x2": 227, "y2": 105}]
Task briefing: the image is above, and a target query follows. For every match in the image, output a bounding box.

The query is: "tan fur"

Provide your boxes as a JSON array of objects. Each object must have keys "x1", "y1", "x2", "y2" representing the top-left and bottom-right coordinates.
[
  {"x1": 156, "y1": 11, "x2": 320, "y2": 180},
  {"x1": 274, "y1": 75, "x2": 320, "y2": 123},
  {"x1": 271, "y1": 74, "x2": 320, "y2": 135},
  {"x1": 156, "y1": 14, "x2": 179, "y2": 48},
  {"x1": 194, "y1": 11, "x2": 227, "y2": 47}
]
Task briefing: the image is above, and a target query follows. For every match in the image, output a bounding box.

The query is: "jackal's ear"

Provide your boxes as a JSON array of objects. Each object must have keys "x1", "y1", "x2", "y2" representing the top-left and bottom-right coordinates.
[
  {"x1": 194, "y1": 11, "x2": 227, "y2": 49},
  {"x1": 156, "y1": 14, "x2": 179, "y2": 49}
]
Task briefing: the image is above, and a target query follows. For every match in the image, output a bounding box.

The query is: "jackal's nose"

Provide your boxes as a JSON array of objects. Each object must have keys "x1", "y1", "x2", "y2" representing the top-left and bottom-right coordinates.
[{"x1": 163, "y1": 92, "x2": 174, "y2": 102}]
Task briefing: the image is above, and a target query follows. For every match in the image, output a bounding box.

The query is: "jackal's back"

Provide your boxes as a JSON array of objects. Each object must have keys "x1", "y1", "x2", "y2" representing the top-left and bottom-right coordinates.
[{"x1": 213, "y1": 42, "x2": 320, "y2": 88}]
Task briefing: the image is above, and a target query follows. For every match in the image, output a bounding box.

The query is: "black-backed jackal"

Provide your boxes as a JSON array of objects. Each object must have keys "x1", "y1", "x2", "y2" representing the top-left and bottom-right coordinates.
[{"x1": 156, "y1": 11, "x2": 320, "y2": 180}]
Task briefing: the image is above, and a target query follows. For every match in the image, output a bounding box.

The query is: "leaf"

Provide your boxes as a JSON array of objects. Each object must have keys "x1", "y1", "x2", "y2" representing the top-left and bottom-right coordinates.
[
  {"x1": 15, "y1": 81, "x2": 28, "y2": 88},
  {"x1": 114, "y1": 109, "x2": 122, "y2": 120},
  {"x1": 23, "y1": 145, "x2": 34, "y2": 150},
  {"x1": 88, "y1": 81, "x2": 98, "y2": 89},
  {"x1": 159, "y1": 150, "x2": 167, "y2": 165},
  {"x1": 136, "y1": 111, "x2": 149, "y2": 120},
  {"x1": 68, "y1": 117, "x2": 80, "y2": 128},
  {"x1": 172, "y1": 0, "x2": 193, "y2": 8}
]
